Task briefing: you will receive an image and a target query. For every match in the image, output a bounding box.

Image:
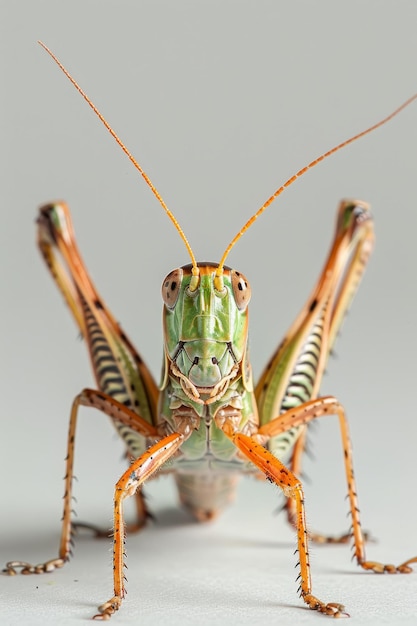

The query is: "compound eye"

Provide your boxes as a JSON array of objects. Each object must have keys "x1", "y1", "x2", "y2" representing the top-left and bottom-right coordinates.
[
  {"x1": 231, "y1": 270, "x2": 251, "y2": 310},
  {"x1": 162, "y1": 268, "x2": 183, "y2": 309}
]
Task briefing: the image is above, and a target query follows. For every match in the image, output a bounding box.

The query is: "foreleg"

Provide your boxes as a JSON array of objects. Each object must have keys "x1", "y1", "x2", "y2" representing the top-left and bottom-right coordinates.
[{"x1": 93, "y1": 432, "x2": 184, "y2": 620}]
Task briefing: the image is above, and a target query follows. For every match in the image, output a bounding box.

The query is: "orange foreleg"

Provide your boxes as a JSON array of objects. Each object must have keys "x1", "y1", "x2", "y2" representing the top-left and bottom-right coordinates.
[{"x1": 94, "y1": 432, "x2": 184, "y2": 620}]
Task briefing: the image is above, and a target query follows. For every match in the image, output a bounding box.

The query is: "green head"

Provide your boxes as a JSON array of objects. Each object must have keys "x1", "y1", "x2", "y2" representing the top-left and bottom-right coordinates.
[{"x1": 161, "y1": 263, "x2": 251, "y2": 405}]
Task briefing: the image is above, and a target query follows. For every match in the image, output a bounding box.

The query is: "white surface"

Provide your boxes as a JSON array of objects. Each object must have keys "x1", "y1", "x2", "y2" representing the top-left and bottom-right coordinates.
[
  {"x1": 2, "y1": 1, "x2": 417, "y2": 624},
  {"x1": 3, "y1": 478, "x2": 417, "y2": 625}
]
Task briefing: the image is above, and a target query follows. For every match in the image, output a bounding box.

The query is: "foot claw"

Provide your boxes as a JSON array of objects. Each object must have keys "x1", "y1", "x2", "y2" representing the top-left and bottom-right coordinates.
[
  {"x1": 397, "y1": 556, "x2": 417, "y2": 574},
  {"x1": 361, "y1": 559, "x2": 416, "y2": 574},
  {"x1": 303, "y1": 594, "x2": 347, "y2": 617},
  {"x1": 93, "y1": 597, "x2": 122, "y2": 620},
  {"x1": 3, "y1": 558, "x2": 65, "y2": 575}
]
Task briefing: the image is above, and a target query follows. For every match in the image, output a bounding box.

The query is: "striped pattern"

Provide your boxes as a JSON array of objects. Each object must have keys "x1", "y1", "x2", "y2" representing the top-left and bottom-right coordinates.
[
  {"x1": 269, "y1": 311, "x2": 325, "y2": 461},
  {"x1": 80, "y1": 293, "x2": 146, "y2": 458}
]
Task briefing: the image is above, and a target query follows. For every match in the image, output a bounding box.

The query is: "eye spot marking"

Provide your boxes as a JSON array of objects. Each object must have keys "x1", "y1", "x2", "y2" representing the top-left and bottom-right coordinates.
[
  {"x1": 231, "y1": 270, "x2": 251, "y2": 309},
  {"x1": 162, "y1": 269, "x2": 183, "y2": 308}
]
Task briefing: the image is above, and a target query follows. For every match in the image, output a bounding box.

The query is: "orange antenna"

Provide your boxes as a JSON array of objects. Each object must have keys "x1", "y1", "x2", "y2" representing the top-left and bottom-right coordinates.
[
  {"x1": 38, "y1": 41, "x2": 200, "y2": 289},
  {"x1": 216, "y1": 92, "x2": 417, "y2": 281}
]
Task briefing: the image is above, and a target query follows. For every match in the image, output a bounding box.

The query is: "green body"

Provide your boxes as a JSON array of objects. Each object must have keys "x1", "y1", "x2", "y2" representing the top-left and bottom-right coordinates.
[
  {"x1": 38, "y1": 199, "x2": 374, "y2": 520},
  {"x1": 158, "y1": 263, "x2": 258, "y2": 474}
]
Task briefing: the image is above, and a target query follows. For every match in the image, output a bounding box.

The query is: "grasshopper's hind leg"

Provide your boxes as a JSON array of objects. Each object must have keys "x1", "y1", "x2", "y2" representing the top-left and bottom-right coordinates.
[
  {"x1": 5, "y1": 202, "x2": 162, "y2": 577},
  {"x1": 35, "y1": 202, "x2": 161, "y2": 535},
  {"x1": 3, "y1": 389, "x2": 158, "y2": 576},
  {"x1": 256, "y1": 200, "x2": 376, "y2": 545}
]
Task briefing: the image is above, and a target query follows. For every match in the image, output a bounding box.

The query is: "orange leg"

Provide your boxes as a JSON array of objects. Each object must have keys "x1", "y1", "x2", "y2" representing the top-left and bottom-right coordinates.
[
  {"x1": 4, "y1": 388, "x2": 158, "y2": 576},
  {"x1": 224, "y1": 429, "x2": 346, "y2": 616},
  {"x1": 285, "y1": 430, "x2": 367, "y2": 545},
  {"x1": 93, "y1": 432, "x2": 184, "y2": 620},
  {"x1": 258, "y1": 396, "x2": 417, "y2": 573}
]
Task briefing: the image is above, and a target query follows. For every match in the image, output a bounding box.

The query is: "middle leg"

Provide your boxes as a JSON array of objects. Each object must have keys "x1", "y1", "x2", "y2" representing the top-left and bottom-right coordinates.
[{"x1": 258, "y1": 395, "x2": 417, "y2": 573}]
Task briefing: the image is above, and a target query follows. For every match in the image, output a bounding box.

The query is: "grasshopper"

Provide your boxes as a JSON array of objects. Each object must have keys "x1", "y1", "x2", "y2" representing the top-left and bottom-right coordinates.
[{"x1": 4, "y1": 42, "x2": 417, "y2": 619}]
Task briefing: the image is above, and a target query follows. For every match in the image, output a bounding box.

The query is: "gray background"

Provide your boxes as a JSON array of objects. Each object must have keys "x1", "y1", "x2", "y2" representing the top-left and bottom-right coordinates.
[{"x1": 1, "y1": 1, "x2": 417, "y2": 624}]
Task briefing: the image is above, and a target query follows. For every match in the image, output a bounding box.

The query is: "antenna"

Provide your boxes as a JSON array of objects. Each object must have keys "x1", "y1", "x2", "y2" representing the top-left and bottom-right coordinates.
[
  {"x1": 39, "y1": 42, "x2": 416, "y2": 294},
  {"x1": 38, "y1": 41, "x2": 200, "y2": 290},
  {"x1": 215, "y1": 92, "x2": 417, "y2": 286}
]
